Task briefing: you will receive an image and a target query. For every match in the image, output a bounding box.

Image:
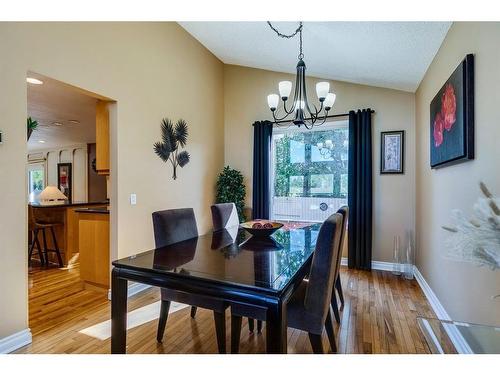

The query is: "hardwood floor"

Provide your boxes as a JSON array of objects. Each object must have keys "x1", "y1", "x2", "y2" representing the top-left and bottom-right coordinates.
[{"x1": 17, "y1": 264, "x2": 435, "y2": 354}]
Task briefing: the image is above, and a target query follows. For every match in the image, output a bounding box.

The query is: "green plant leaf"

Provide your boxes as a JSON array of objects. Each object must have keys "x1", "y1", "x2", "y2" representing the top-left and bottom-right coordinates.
[
  {"x1": 27, "y1": 117, "x2": 38, "y2": 130},
  {"x1": 175, "y1": 119, "x2": 188, "y2": 147},
  {"x1": 177, "y1": 150, "x2": 190, "y2": 167},
  {"x1": 215, "y1": 166, "x2": 246, "y2": 222},
  {"x1": 153, "y1": 141, "x2": 171, "y2": 162}
]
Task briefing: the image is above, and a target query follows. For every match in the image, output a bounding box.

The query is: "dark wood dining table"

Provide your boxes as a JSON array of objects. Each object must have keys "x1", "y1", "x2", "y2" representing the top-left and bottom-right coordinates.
[{"x1": 111, "y1": 222, "x2": 321, "y2": 353}]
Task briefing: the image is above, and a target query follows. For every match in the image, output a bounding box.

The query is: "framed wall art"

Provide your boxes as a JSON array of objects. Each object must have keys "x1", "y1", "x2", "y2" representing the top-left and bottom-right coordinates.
[
  {"x1": 381, "y1": 130, "x2": 404, "y2": 174},
  {"x1": 430, "y1": 54, "x2": 474, "y2": 168}
]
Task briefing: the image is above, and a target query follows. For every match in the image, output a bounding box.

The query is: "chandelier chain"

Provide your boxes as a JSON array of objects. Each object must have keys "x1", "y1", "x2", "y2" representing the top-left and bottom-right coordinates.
[{"x1": 267, "y1": 21, "x2": 303, "y2": 60}]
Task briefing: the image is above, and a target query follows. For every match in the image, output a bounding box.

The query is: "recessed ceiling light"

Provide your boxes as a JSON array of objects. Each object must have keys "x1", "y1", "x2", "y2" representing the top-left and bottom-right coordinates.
[
  {"x1": 38, "y1": 140, "x2": 46, "y2": 143},
  {"x1": 68, "y1": 120, "x2": 80, "y2": 124},
  {"x1": 27, "y1": 77, "x2": 44, "y2": 85},
  {"x1": 52, "y1": 122, "x2": 63, "y2": 126}
]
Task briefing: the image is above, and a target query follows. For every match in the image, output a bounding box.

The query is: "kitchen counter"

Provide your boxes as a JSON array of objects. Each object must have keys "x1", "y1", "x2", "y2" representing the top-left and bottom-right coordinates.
[
  {"x1": 29, "y1": 201, "x2": 109, "y2": 266},
  {"x1": 29, "y1": 200, "x2": 109, "y2": 208},
  {"x1": 78, "y1": 209, "x2": 110, "y2": 289},
  {"x1": 75, "y1": 207, "x2": 109, "y2": 214}
]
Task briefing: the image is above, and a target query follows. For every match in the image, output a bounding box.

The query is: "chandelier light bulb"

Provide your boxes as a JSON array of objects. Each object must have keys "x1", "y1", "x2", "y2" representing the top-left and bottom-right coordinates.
[
  {"x1": 267, "y1": 94, "x2": 279, "y2": 110},
  {"x1": 316, "y1": 82, "x2": 330, "y2": 100},
  {"x1": 279, "y1": 81, "x2": 292, "y2": 100},
  {"x1": 324, "y1": 93, "x2": 336, "y2": 109}
]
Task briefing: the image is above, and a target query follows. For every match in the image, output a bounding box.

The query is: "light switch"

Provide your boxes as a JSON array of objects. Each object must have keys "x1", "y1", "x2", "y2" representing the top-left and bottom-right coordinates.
[{"x1": 130, "y1": 193, "x2": 137, "y2": 205}]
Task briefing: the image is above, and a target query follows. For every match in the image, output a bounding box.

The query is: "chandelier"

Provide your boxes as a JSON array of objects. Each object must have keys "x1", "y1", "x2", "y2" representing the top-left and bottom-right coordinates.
[{"x1": 267, "y1": 22, "x2": 336, "y2": 129}]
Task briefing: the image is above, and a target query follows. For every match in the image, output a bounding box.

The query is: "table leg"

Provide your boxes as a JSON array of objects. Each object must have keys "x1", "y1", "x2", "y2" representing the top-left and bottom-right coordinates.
[
  {"x1": 111, "y1": 268, "x2": 128, "y2": 354},
  {"x1": 265, "y1": 299, "x2": 287, "y2": 353}
]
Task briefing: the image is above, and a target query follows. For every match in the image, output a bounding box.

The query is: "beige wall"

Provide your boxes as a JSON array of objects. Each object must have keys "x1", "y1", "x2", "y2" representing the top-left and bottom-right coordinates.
[
  {"x1": 0, "y1": 22, "x2": 224, "y2": 339},
  {"x1": 415, "y1": 22, "x2": 500, "y2": 325},
  {"x1": 224, "y1": 64, "x2": 416, "y2": 262}
]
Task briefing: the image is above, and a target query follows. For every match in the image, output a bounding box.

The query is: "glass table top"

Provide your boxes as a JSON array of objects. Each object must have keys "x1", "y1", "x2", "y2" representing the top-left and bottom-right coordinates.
[
  {"x1": 113, "y1": 223, "x2": 321, "y2": 293},
  {"x1": 417, "y1": 317, "x2": 500, "y2": 354}
]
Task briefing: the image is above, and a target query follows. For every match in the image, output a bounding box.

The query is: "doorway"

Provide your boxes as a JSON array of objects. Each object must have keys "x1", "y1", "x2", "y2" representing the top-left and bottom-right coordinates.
[{"x1": 26, "y1": 72, "x2": 115, "y2": 335}]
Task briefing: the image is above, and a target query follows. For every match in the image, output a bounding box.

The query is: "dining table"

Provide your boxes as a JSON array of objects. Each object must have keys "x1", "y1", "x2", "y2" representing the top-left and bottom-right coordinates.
[{"x1": 110, "y1": 222, "x2": 321, "y2": 354}]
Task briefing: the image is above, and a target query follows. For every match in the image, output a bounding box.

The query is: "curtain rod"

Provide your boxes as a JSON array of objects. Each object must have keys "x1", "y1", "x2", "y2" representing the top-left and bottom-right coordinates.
[{"x1": 271, "y1": 110, "x2": 375, "y2": 125}]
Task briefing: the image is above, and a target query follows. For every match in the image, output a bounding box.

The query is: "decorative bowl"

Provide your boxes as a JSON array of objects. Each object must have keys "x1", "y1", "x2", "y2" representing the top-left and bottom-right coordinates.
[{"x1": 240, "y1": 220, "x2": 283, "y2": 237}]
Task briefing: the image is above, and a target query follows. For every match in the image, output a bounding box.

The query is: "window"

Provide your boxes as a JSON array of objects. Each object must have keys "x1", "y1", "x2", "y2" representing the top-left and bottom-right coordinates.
[
  {"x1": 27, "y1": 163, "x2": 45, "y2": 202},
  {"x1": 310, "y1": 174, "x2": 334, "y2": 195},
  {"x1": 270, "y1": 121, "x2": 349, "y2": 222}
]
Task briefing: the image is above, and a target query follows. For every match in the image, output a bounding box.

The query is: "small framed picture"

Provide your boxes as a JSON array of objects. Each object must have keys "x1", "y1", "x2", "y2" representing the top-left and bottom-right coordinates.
[
  {"x1": 57, "y1": 163, "x2": 72, "y2": 201},
  {"x1": 381, "y1": 131, "x2": 404, "y2": 174}
]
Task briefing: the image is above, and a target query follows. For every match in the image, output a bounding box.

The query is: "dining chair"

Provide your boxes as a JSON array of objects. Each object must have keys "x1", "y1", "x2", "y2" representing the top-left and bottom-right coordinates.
[
  {"x1": 211, "y1": 203, "x2": 239, "y2": 231},
  {"x1": 230, "y1": 213, "x2": 344, "y2": 354},
  {"x1": 331, "y1": 206, "x2": 348, "y2": 324},
  {"x1": 211, "y1": 203, "x2": 264, "y2": 333},
  {"x1": 152, "y1": 208, "x2": 228, "y2": 353}
]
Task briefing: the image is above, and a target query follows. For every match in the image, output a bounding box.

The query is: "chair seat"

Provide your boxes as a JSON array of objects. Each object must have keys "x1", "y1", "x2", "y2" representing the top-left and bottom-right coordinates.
[
  {"x1": 34, "y1": 222, "x2": 63, "y2": 228},
  {"x1": 286, "y1": 280, "x2": 325, "y2": 335},
  {"x1": 160, "y1": 288, "x2": 228, "y2": 313}
]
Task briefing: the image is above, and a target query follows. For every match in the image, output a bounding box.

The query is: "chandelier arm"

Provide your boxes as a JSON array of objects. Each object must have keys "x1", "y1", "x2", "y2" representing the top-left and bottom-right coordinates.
[{"x1": 272, "y1": 106, "x2": 296, "y2": 122}]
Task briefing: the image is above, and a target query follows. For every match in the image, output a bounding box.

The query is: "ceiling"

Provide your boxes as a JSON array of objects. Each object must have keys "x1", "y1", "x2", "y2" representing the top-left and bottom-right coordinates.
[
  {"x1": 27, "y1": 73, "x2": 97, "y2": 152},
  {"x1": 179, "y1": 22, "x2": 451, "y2": 92}
]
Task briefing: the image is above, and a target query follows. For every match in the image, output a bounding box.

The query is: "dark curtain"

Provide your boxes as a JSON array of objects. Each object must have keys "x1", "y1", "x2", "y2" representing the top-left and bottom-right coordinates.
[
  {"x1": 252, "y1": 120, "x2": 273, "y2": 219},
  {"x1": 348, "y1": 109, "x2": 373, "y2": 270}
]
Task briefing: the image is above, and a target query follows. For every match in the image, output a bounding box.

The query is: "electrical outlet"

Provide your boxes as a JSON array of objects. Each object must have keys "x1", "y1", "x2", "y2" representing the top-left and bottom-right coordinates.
[{"x1": 130, "y1": 193, "x2": 137, "y2": 205}]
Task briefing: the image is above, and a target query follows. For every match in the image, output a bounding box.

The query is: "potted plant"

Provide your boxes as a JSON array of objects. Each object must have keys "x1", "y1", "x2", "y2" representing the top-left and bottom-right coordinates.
[
  {"x1": 216, "y1": 166, "x2": 246, "y2": 222},
  {"x1": 27, "y1": 117, "x2": 38, "y2": 140}
]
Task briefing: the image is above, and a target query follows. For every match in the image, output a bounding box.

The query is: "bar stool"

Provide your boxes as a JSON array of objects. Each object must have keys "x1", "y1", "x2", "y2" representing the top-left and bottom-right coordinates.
[
  {"x1": 29, "y1": 206, "x2": 64, "y2": 268},
  {"x1": 28, "y1": 207, "x2": 45, "y2": 266}
]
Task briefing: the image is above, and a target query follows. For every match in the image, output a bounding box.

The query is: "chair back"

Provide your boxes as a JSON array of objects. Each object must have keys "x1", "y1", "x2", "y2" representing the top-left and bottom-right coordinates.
[
  {"x1": 211, "y1": 203, "x2": 239, "y2": 231},
  {"x1": 335, "y1": 206, "x2": 349, "y2": 280},
  {"x1": 303, "y1": 213, "x2": 343, "y2": 322},
  {"x1": 152, "y1": 208, "x2": 198, "y2": 248}
]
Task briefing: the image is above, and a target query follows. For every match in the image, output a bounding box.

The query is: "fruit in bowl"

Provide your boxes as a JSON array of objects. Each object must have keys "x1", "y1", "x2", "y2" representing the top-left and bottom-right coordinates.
[{"x1": 240, "y1": 220, "x2": 283, "y2": 237}]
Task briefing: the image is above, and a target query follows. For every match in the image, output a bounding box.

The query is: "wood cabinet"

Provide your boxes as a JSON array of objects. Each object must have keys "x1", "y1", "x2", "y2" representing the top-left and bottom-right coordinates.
[
  {"x1": 78, "y1": 212, "x2": 110, "y2": 288},
  {"x1": 95, "y1": 100, "x2": 110, "y2": 175}
]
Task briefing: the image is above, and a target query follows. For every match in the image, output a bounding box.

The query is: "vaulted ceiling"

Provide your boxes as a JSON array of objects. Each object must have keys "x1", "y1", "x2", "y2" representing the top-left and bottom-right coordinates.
[{"x1": 180, "y1": 22, "x2": 451, "y2": 92}]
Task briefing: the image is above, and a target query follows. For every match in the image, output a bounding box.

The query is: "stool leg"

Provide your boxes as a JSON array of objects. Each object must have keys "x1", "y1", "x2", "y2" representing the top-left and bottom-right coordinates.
[
  {"x1": 50, "y1": 227, "x2": 64, "y2": 268},
  {"x1": 28, "y1": 230, "x2": 36, "y2": 264},
  {"x1": 42, "y1": 228, "x2": 49, "y2": 267},
  {"x1": 35, "y1": 234, "x2": 45, "y2": 266}
]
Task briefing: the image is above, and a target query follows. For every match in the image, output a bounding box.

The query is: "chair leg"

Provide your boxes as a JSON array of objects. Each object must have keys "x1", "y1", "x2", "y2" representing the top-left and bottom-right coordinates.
[
  {"x1": 325, "y1": 308, "x2": 338, "y2": 353},
  {"x1": 308, "y1": 333, "x2": 324, "y2": 354},
  {"x1": 42, "y1": 228, "x2": 49, "y2": 267},
  {"x1": 335, "y1": 276, "x2": 344, "y2": 308},
  {"x1": 157, "y1": 300, "x2": 171, "y2": 343},
  {"x1": 331, "y1": 292, "x2": 341, "y2": 324},
  {"x1": 50, "y1": 227, "x2": 64, "y2": 268},
  {"x1": 257, "y1": 320, "x2": 263, "y2": 333},
  {"x1": 213, "y1": 311, "x2": 226, "y2": 354},
  {"x1": 190, "y1": 306, "x2": 197, "y2": 318},
  {"x1": 248, "y1": 318, "x2": 255, "y2": 333},
  {"x1": 231, "y1": 315, "x2": 242, "y2": 354}
]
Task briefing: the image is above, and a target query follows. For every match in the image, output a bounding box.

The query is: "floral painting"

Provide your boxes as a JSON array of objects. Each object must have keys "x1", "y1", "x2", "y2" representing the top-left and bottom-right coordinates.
[{"x1": 430, "y1": 54, "x2": 474, "y2": 168}]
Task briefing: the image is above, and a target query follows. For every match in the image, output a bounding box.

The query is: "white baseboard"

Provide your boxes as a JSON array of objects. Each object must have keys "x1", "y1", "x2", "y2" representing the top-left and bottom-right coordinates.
[
  {"x1": 340, "y1": 256, "x2": 472, "y2": 353},
  {"x1": 340, "y1": 257, "x2": 396, "y2": 272},
  {"x1": 0, "y1": 329, "x2": 32, "y2": 354},
  {"x1": 413, "y1": 266, "x2": 473, "y2": 354},
  {"x1": 107, "y1": 282, "x2": 152, "y2": 301}
]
